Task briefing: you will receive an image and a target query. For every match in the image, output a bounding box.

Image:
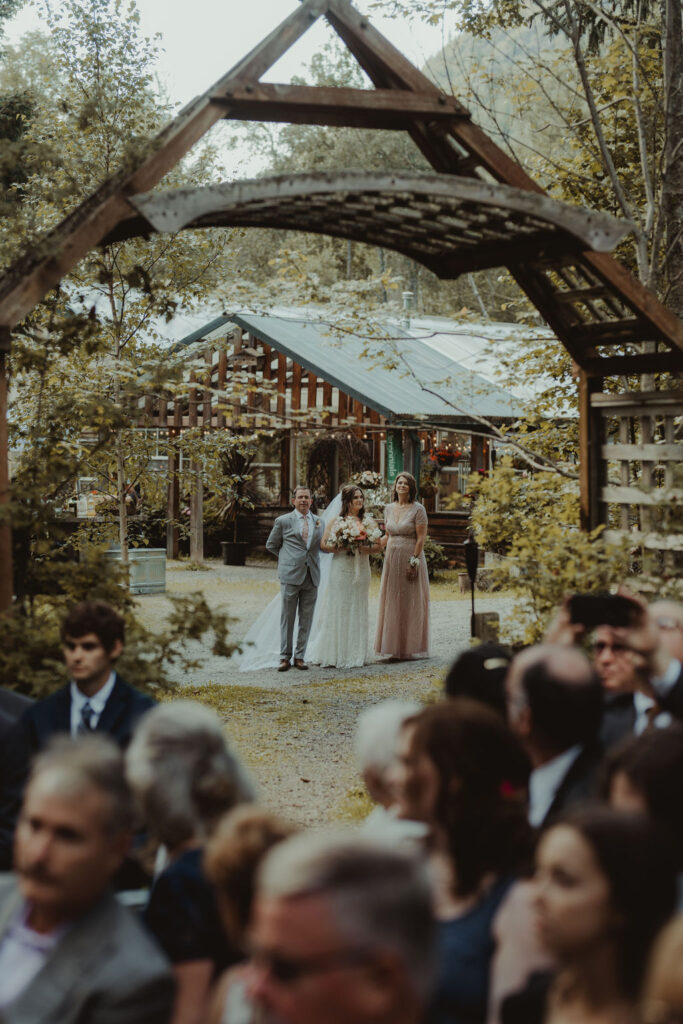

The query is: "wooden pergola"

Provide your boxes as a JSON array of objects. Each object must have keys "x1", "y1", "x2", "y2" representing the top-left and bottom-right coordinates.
[{"x1": 1, "y1": 0, "x2": 682, "y2": 609}]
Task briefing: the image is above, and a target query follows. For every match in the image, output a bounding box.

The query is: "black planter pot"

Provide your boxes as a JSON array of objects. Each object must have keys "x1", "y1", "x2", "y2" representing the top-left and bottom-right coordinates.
[{"x1": 221, "y1": 541, "x2": 248, "y2": 566}]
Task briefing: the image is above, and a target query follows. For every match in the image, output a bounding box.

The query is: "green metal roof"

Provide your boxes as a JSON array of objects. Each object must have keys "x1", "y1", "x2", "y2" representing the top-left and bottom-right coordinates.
[{"x1": 176, "y1": 309, "x2": 523, "y2": 424}]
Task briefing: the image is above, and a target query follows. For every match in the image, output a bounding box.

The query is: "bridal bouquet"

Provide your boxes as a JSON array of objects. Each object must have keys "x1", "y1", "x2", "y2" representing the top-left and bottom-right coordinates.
[{"x1": 328, "y1": 515, "x2": 382, "y2": 556}]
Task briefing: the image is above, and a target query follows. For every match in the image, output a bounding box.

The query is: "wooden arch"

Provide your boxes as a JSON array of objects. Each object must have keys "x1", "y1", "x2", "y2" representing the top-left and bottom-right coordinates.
[
  {"x1": 104, "y1": 171, "x2": 631, "y2": 277},
  {"x1": 0, "y1": 0, "x2": 682, "y2": 609}
]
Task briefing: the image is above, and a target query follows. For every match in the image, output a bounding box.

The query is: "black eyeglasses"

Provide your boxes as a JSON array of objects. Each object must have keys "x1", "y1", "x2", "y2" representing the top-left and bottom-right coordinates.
[
  {"x1": 249, "y1": 946, "x2": 368, "y2": 985},
  {"x1": 593, "y1": 640, "x2": 630, "y2": 655}
]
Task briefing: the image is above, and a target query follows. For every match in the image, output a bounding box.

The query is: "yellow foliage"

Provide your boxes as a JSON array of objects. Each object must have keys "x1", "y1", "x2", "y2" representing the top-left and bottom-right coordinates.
[{"x1": 471, "y1": 460, "x2": 630, "y2": 645}]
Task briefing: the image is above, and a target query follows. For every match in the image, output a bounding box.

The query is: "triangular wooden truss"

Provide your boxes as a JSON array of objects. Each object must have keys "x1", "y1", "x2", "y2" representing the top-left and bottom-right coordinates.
[
  {"x1": 0, "y1": 0, "x2": 681, "y2": 609},
  {"x1": 2, "y1": 0, "x2": 682, "y2": 373}
]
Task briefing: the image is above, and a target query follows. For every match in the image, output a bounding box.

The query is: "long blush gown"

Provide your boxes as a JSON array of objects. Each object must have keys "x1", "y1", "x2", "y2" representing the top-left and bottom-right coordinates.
[{"x1": 374, "y1": 502, "x2": 430, "y2": 659}]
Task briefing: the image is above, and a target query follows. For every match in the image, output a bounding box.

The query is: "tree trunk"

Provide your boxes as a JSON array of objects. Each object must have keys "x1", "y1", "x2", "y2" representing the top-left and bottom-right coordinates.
[
  {"x1": 0, "y1": 344, "x2": 12, "y2": 614},
  {"x1": 662, "y1": 0, "x2": 683, "y2": 317},
  {"x1": 116, "y1": 436, "x2": 129, "y2": 576}
]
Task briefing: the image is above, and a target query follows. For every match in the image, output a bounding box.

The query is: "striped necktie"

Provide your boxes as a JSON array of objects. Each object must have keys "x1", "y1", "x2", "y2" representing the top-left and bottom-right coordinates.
[
  {"x1": 301, "y1": 516, "x2": 309, "y2": 545},
  {"x1": 78, "y1": 701, "x2": 95, "y2": 734}
]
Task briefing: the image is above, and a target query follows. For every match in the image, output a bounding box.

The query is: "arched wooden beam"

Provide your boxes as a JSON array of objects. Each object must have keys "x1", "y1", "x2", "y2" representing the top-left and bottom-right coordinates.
[{"x1": 104, "y1": 171, "x2": 631, "y2": 279}]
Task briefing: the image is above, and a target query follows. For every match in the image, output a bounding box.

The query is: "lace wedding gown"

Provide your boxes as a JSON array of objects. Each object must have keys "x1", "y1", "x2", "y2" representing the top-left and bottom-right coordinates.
[{"x1": 307, "y1": 549, "x2": 371, "y2": 669}]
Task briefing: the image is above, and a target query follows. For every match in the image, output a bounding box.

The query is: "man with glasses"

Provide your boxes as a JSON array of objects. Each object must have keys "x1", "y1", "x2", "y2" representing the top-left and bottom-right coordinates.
[
  {"x1": 0, "y1": 602, "x2": 154, "y2": 870},
  {"x1": 546, "y1": 594, "x2": 682, "y2": 747},
  {"x1": 247, "y1": 831, "x2": 435, "y2": 1024},
  {"x1": 593, "y1": 623, "x2": 671, "y2": 745}
]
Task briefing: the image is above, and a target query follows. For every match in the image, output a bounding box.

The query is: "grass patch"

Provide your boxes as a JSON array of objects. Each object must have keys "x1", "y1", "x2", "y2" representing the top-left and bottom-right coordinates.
[{"x1": 335, "y1": 784, "x2": 374, "y2": 823}]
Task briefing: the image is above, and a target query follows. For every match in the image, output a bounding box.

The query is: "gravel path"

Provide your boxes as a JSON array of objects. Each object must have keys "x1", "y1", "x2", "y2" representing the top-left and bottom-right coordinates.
[{"x1": 134, "y1": 560, "x2": 516, "y2": 825}]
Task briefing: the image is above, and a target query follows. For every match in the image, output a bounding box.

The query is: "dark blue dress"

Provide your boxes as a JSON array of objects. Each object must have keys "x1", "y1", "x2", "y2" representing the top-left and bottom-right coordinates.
[
  {"x1": 144, "y1": 847, "x2": 237, "y2": 974},
  {"x1": 430, "y1": 874, "x2": 516, "y2": 1024}
]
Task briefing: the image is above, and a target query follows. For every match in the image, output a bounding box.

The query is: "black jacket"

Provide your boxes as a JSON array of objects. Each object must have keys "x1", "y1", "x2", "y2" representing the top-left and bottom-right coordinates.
[
  {"x1": 540, "y1": 740, "x2": 603, "y2": 827},
  {"x1": 0, "y1": 675, "x2": 154, "y2": 869}
]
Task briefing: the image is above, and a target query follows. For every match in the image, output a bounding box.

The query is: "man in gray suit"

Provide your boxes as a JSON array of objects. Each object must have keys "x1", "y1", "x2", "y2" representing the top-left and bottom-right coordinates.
[
  {"x1": 266, "y1": 485, "x2": 323, "y2": 672},
  {"x1": 0, "y1": 734, "x2": 173, "y2": 1024}
]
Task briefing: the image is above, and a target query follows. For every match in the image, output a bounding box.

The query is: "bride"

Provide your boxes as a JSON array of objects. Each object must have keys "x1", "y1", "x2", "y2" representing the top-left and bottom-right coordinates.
[{"x1": 237, "y1": 484, "x2": 381, "y2": 674}]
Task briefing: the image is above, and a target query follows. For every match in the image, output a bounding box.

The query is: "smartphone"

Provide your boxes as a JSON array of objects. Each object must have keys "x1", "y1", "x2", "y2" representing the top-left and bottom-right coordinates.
[{"x1": 569, "y1": 594, "x2": 637, "y2": 629}]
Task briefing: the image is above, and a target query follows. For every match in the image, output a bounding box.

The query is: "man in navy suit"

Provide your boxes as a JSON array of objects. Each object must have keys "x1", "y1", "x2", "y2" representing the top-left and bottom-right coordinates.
[{"x1": 0, "y1": 601, "x2": 155, "y2": 869}]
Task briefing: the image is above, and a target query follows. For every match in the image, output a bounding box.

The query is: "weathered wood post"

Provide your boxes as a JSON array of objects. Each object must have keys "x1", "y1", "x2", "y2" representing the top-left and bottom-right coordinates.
[{"x1": 0, "y1": 333, "x2": 12, "y2": 613}]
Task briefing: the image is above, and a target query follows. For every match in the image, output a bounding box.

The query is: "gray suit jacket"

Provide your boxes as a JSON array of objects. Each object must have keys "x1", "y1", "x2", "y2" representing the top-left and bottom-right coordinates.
[
  {"x1": 266, "y1": 510, "x2": 323, "y2": 587},
  {"x1": 0, "y1": 876, "x2": 174, "y2": 1024}
]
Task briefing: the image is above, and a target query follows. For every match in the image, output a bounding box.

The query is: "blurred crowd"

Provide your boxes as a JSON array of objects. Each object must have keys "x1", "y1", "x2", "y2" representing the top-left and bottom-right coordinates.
[{"x1": 0, "y1": 594, "x2": 683, "y2": 1024}]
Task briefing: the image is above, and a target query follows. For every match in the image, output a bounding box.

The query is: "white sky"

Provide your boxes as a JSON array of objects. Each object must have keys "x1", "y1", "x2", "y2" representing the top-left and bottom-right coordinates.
[{"x1": 4, "y1": 1, "x2": 452, "y2": 108}]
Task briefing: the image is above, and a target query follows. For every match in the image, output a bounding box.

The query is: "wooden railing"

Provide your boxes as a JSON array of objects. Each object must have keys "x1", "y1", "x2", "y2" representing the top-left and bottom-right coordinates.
[{"x1": 245, "y1": 506, "x2": 471, "y2": 566}]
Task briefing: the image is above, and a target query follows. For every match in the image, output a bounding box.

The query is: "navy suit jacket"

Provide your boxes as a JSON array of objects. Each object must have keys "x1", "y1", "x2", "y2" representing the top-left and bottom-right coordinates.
[
  {"x1": 659, "y1": 662, "x2": 683, "y2": 721},
  {"x1": 540, "y1": 740, "x2": 603, "y2": 828},
  {"x1": 0, "y1": 675, "x2": 155, "y2": 869}
]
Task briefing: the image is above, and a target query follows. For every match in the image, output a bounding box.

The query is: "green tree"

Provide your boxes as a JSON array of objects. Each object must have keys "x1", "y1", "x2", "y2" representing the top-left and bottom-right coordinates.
[
  {"x1": 468, "y1": 459, "x2": 631, "y2": 644},
  {"x1": 7, "y1": 0, "x2": 230, "y2": 570},
  {"x1": 0, "y1": 0, "x2": 240, "y2": 691},
  {"x1": 376, "y1": 0, "x2": 681, "y2": 316}
]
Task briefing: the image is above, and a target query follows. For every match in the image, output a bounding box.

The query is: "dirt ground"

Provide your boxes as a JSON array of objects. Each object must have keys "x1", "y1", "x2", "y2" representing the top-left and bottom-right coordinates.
[{"x1": 134, "y1": 560, "x2": 516, "y2": 825}]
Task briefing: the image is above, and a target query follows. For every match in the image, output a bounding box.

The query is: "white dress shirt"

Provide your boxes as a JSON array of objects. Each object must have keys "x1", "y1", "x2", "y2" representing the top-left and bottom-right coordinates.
[
  {"x1": 633, "y1": 690, "x2": 672, "y2": 735},
  {"x1": 295, "y1": 510, "x2": 313, "y2": 550},
  {"x1": 528, "y1": 744, "x2": 583, "y2": 827},
  {"x1": 0, "y1": 903, "x2": 69, "y2": 1008},
  {"x1": 69, "y1": 672, "x2": 116, "y2": 736}
]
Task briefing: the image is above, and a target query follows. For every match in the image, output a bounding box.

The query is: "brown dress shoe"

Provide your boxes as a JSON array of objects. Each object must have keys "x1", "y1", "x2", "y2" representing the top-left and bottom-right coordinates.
[
  {"x1": 278, "y1": 659, "x2": 291, "y2": 672},
  {"x1": 293, "y1": 658, "x2": 308, "y2": 670}
]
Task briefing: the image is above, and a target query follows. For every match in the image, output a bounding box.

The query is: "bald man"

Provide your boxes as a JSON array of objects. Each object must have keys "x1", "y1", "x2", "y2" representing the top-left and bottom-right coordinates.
[{"x1": 505, "y1": 644, "x2": 604, "y2": 827}]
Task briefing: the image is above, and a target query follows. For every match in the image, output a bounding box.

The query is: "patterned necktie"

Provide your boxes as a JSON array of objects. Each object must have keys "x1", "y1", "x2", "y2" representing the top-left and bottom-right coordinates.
[
  {"x1": 301, "y1": 515, "x2": 309, "y2": 545},
  {"x1": 78, "y1": 701, "x2": 95, "y2": 734}
]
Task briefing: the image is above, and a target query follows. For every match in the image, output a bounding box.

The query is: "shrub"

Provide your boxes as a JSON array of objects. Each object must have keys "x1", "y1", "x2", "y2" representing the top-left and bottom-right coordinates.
[{"x1": 469, "y1": 460, "x2": 631, "y2": 645}]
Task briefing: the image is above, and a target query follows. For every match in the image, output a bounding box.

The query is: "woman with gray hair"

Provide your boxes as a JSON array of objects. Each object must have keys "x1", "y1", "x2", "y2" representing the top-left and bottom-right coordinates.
[
  {"x1": 354, "y1": 699, "x2": 427, "y2": 844},
  {"x1": 125, "y1": 700, "x2": 255, "y2": 1024}
]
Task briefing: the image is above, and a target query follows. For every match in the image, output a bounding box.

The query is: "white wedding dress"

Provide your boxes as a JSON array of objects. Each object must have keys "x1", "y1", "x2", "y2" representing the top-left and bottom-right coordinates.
[
  {"x1": 235, "y1": 494, "x2": 372, "y2": 676},
  {"x1": 306, "y1": 549, "x2": 371, "y2": 669}
]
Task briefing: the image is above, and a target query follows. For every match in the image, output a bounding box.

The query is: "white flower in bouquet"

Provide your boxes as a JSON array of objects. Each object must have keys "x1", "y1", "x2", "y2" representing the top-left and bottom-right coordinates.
[{"x1": 328, "y1": 515, "x2": 380, "y2": 555}]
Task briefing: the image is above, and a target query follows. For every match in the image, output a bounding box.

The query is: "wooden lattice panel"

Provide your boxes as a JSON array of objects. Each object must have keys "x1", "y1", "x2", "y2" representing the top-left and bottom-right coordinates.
[{"x1": 594, "y1": 390, "x2": 683, "y2": 570}]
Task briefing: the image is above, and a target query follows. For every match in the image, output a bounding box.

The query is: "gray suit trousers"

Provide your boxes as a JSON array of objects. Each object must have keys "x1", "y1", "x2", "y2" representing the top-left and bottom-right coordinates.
[{"x1": 281, "y1": 570, "x2": 317, "y2": 659}]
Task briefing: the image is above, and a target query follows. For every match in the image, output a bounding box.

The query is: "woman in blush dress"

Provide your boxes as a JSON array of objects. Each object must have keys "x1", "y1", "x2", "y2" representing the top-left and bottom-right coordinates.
[{"x1": 375, "y1": 471, "x2": 430, "y2": 660}]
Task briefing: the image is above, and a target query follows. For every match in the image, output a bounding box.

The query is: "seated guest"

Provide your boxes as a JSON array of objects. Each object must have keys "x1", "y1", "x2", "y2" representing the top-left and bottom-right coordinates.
[
  {"x1": 505, "y1": 645, "x2": 603, "y2": 826},
  {"x1": 594, "y1": 623, "x2": 671, "y2": 744},
  {"x1": 0, "y1": 601, "x2": 155, "y2": 869},
  {"x1": 352, "y1": 699, "x2": 426, "y2": 843},
  {"x1": 642, "y1": 913, "x2": 683, "y2": 1024},
  {"x1": 444, "y1": 644, "x2": 512, "y2": 719},
  {"x1": 546, "y1": 594, "x2": 681, "y2": 744},
  {"x1": 514, "y1": 807, "x2": 677, "y2": 1024},
  {"x1": 650, "y1": 600, "x2": 683, "y2": 662},
  {"x1": 0, "y1": 735, "x2": 173, "y2": 1024},
  {"x1": 391, "y1": 699, "x2": 532, "y2": 1024},
  {"x1": 0, "y1": 686, "x2": 32, "y2": 744},
  {"x1": 248, "y1": 831, "x2": 435, "y2": 1024},
  {"x1": 125, "y1": 701, "x2": 254, "y2": 1024},
  {"x1": 602, "y1": 723, "x2": 683, "y2": 880},
  {"x1": 203, "y1": 806, "x2": 297, "y2": 1024}
]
